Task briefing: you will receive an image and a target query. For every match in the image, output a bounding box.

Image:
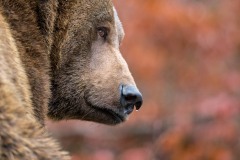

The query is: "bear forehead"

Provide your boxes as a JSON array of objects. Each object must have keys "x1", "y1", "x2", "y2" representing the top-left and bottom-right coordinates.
[
  {"x1": 113, "y1": 7, "x2": 125, "y2": 42},
  {"x1": 69, "y1": 0, "x2": 114, "y2": 23}
]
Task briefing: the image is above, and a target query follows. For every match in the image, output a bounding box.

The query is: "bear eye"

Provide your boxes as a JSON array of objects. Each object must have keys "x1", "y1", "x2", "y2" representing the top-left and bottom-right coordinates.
[{"x1": 97, "y1": 27, "x2": 109, "y2": 40}]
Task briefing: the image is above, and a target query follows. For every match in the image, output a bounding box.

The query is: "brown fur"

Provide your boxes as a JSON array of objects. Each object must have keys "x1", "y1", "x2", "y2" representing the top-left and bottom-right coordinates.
[
  {"x1": 48, "y1": 1, "x2": 138, "y2": 125},
  {"x1": 0, "y1": 8, "x2": 69, "y2": 159},
  {"x1": 0, "y1": 0, "x2": 139, "y2": 159}
]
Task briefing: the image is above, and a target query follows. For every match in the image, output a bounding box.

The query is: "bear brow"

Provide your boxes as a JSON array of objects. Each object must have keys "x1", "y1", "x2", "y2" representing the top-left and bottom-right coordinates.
[{"x1": 95, "y1": 12, "x2": 113, "y2": 23}]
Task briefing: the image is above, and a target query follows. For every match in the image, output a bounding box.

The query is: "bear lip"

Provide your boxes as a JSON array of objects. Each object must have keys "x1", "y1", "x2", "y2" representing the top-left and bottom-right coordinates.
[
  {"x1": 84, "y1": 98, "x2": 126, "y2": 124},
  {"x1": 95, "y1": 107, "x2": 125, "y2": 123}
]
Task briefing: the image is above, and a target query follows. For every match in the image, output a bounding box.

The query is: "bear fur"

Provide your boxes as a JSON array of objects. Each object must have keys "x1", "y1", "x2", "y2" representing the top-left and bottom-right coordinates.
[
  {"x1": 0, "y1": 1, "x2": 69, "y2": 159},
  {"x1": 0, "y1": 0, "x2": 141, "y2": 159}
]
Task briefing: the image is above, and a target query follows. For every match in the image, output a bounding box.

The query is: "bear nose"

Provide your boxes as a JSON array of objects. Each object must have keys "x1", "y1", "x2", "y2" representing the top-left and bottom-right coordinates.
[{"x1": 120, "y1": 85, "x2": 143, "y2": 115}]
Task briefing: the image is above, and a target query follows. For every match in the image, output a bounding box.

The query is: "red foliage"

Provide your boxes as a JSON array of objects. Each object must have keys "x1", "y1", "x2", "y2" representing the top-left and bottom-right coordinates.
[{"x1": 47, "y1": 0, "x2": 240, "y2": 159}]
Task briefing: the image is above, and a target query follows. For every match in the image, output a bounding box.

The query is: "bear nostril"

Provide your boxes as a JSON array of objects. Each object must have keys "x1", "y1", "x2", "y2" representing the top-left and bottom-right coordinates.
[
  {"x1": 135, "y1": 101, "x2": 143, "y2": 111},
  {"x1": 124, "y1": 94, "x2": 137, "y2": 101},
  {"x1": 120, "y1": 85, "x2": 143, "y2": 114}
]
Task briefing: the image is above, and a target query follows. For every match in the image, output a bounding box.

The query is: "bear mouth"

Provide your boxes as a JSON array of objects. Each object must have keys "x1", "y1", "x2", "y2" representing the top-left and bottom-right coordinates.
[
  {"x1": 93, "y1": 106, "x2": 125, "y2": 124},
  {"x1": 84, "y1": 98, "x2": 125, "y2": 124}
]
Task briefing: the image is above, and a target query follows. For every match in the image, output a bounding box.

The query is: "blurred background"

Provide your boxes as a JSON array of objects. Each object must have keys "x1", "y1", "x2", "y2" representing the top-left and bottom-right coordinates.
[{"x1": 47, "y1": 0, "x2": 240, "y2": 160}]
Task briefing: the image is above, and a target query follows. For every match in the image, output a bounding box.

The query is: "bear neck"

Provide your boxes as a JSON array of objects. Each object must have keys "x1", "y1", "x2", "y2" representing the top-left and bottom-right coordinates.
[{"x1": 0, "y1": 1, "x2": 59, "y2": 125}]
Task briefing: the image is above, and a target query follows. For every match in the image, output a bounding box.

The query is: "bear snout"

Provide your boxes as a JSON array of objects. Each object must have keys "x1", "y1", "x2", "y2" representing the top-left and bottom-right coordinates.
[{"x1": 120, "y1": 84, "x2": 143, "y2": 115}]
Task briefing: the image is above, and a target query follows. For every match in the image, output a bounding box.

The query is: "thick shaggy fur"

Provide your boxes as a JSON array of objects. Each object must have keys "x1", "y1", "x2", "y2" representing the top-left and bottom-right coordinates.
[
  {"x1": 0, "y1": 4, "x2": 69, "y2": 159},
  {"x1": 0, "y1": 0, "x2": 139, "y2": 159}
]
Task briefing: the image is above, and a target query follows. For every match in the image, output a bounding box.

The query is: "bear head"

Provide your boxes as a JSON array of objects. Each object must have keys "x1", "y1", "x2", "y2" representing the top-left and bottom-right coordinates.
[{"x1": 48, "y1": 0, "x2": 143, "y2": 125}]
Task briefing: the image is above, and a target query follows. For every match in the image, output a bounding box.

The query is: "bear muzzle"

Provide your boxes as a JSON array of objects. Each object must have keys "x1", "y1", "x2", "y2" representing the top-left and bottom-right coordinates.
[{"x1": 81, "y1": 84, "x2": 143, "y2": 125}]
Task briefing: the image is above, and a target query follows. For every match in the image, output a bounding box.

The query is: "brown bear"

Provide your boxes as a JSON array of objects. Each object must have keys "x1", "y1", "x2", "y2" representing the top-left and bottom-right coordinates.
[{"x1": 0, "y1": 0, "x2": 142, "y2": 159}]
